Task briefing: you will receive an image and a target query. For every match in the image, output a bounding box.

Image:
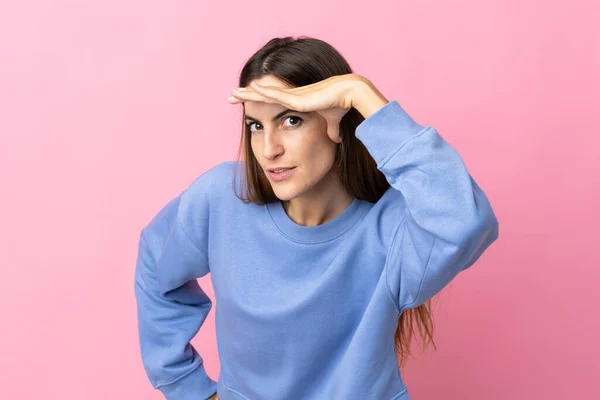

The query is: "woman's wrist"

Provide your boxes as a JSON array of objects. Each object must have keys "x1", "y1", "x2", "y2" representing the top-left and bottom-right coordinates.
[{"x1": 349, "y1": 75, "x2": 390, "y2": 119}]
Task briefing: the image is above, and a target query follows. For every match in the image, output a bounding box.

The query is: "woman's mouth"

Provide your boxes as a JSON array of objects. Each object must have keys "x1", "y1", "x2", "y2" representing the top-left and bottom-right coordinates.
[{"x1": 268, "y1": 167, "x2": 296, "y2": 182}]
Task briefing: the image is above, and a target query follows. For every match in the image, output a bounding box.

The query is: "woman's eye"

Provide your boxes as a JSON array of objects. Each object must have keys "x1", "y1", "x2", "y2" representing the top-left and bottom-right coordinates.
[
  {"x1": 247, "y1": 122, "x2": 260, "y2": 132},
  {"x1": 283, "y1": 116, "x2": 303, "y2": 128},
  {"x1": 245, "y1": 116, "x2": 302, "y2": 133}
]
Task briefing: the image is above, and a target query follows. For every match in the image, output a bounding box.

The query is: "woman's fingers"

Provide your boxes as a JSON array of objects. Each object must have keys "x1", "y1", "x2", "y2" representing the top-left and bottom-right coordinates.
[
  {"x1": 247, "y1": 84, "x2": 303, "y2": 110},
  {"x1": 230, "y1": 86, "x2": 304, "y2": 111},
  {"x1": 230, "y1": 88, "x2": 276, "y2": 103},
  {"x1": 228, "y1": 75, "x2": 349, "y2": 112}
]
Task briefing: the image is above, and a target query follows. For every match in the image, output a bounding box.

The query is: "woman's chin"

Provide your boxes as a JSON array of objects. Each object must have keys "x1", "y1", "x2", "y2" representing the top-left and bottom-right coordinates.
[{"x1": 272, "y1": 189, "x2": 297, "y2": 202}]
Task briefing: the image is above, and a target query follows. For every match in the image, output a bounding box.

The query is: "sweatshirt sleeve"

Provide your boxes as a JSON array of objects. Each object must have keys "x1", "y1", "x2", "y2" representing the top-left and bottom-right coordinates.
[
  {"x1": 134, "y1": 171, "x2": 219, "y2": 400},
  {"x1": 355, "y1": 100, "x2": 499, "y2": 313}
]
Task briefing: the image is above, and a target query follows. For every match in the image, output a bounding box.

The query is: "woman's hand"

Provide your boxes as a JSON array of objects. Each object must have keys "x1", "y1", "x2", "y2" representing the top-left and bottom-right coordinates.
[{"x1": 227, "y1": 73, "x2": 368, "y2": 144}]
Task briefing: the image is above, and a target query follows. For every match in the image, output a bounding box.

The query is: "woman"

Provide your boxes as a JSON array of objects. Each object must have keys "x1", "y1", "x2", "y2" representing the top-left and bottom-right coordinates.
[{"x1": 134, "y1": 36, "x2": 499, "y2": 400}]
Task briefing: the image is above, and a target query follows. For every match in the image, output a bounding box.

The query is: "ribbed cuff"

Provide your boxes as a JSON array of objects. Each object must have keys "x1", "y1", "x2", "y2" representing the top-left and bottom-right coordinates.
[
  {"x1": 355, "y1": 100, "x2": 428, "y2": 168},
  {"x1": 158, "y1": 362, "x2": 218, "y2": 400}
]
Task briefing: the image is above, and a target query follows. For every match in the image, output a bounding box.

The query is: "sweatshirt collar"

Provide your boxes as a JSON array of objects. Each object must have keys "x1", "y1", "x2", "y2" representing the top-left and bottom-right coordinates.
[{"x1": 265, "y1": 197, "x2": 368, "y2": 244}]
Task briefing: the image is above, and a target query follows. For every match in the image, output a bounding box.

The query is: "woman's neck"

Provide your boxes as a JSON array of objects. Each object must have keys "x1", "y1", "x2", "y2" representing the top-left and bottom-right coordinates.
[{"x1": 281, "y1": 171, "x2": 354, "y2": 227}]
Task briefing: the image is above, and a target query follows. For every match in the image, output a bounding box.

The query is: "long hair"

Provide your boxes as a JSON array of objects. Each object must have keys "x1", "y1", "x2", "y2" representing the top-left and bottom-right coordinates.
[{"x1": 231, "y1": 35, "x2": 436, "y2": 369}]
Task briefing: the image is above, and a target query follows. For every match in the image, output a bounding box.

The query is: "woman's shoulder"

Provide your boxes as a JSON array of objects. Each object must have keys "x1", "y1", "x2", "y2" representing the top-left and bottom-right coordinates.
[
  {"x1": 141, "y1": 161, "x2": 244, "y2": 239},
  {"x1": 180, "y1": 160, "x2": 252, "y2": 213},
  {"x1": 185, "y1": 160, "x2": 241, "y2": 197},
  {"x1": 192, "y1": 160, "x2": 237, "y2": 184}
]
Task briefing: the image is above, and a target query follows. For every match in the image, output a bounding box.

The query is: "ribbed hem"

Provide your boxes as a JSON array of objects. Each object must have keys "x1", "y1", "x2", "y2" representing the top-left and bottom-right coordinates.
[{"x1": 158, "y1": 362, "x2": 218, "y2": 400}]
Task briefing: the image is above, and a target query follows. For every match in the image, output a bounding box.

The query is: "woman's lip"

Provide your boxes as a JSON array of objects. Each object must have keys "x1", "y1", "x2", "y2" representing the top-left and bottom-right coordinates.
[
  {"x1": 267, "y1": 167, "x2": 295, "y2": 172},
  {"x1": 268, "y1": 167, "x2": 296, "y2": 182}
]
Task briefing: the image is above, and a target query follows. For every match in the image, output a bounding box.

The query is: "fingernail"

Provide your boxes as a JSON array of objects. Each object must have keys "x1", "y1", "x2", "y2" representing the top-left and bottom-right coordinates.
[
  {"x1": 228, "y1": 96, "x2": 236, "y2": 101},
  {"x1": 251, "y1": 81, "x2": 261, "y2": 88}
]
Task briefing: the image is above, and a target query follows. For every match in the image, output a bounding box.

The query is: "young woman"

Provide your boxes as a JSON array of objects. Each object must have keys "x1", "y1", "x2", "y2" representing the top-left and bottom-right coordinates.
[{"x1": 134, "y1": 36, "x2": 499, "y2": 400}]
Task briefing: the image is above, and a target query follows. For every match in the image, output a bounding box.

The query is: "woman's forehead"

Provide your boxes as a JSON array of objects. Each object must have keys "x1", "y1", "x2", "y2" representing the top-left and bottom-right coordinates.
[
  {"x1": 244, "y1": 102, "x2": 306, "y2": 122},
  {"x1": 248, "y1": 75, "x2": 291, "y2": 89}
]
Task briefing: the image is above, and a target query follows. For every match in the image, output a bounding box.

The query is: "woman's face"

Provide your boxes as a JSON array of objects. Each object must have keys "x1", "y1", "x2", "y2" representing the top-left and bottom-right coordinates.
[{"x1": 244, "y1": 75, "x2": 339, "y2": 201}]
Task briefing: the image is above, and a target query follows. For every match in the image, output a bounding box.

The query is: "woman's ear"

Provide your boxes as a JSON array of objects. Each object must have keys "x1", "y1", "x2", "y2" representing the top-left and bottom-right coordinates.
[{"x1": 327, "y1": 124, "x2": 343, "y2": 144}]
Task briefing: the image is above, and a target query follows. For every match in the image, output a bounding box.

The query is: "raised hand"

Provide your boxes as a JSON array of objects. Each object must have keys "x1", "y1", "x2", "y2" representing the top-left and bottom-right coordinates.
[{"x1": 228, "y1": 73, "x2": 366, "y2": 144}]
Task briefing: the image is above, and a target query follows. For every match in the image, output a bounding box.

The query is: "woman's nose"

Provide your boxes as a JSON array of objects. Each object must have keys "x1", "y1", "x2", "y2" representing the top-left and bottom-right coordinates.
[{"x1": 263, "y1": 131, "x2": 284, "y2": 159}]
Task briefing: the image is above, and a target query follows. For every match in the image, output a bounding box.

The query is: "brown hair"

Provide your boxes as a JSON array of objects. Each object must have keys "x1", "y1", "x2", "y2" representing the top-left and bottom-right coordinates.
[{"x1": 231, "y1": 35, "x2": 436, "y2": 369}]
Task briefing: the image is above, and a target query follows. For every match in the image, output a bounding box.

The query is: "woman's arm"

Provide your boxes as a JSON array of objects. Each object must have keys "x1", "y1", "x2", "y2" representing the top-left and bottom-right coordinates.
[
  {"x1": 352, "y1": 90, "x2": 499, "y2": 312},
  {"x1": 134, "y1": 166, "x2": 224, "y2": 399}
]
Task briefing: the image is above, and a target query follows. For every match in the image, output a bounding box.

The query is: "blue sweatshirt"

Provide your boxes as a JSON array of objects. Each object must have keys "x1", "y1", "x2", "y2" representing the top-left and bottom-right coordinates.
[{"x1": 134, "y1": 100, "x2": 499, "y2": 400}]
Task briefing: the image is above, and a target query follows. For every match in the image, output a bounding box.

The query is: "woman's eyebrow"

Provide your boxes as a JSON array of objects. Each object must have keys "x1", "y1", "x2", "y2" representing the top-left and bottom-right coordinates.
[{"x1": 244, "y1": 109, "x2": 297, "y2": 123}]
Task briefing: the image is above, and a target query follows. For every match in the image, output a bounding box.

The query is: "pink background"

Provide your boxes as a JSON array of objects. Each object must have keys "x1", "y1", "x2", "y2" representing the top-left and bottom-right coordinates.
[{"x1": 1, "y1": 1, "x2": 598, "y2": 399}]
